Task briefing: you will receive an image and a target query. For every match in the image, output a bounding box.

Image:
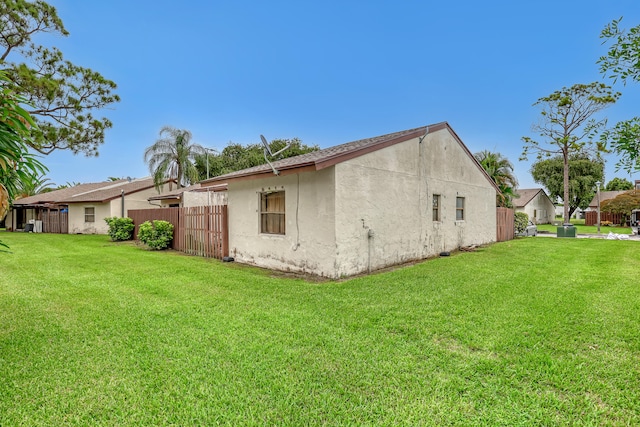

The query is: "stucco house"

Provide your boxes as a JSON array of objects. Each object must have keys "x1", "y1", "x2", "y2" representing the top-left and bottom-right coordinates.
[
  {"x1": 200, "y1": 122, "x2": 500, "y2": 278},
  {"x1": 8, "y1": 177, "x2": 171, "y2": 234},
  {"x1": 514, "y1": 188, "x2": 555, "y2": 224}
]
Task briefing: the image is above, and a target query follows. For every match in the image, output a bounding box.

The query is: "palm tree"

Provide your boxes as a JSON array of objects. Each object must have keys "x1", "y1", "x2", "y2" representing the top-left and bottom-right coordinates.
[
  {"x1": 474, "y1": 150, "x2": 518, "y2": 207},
  {"x1": 14, "y1": 174, "x2": 55, "y2": 199},
  {"x1": 144, "y1": 126, "x2": 204, "y2": 190}
]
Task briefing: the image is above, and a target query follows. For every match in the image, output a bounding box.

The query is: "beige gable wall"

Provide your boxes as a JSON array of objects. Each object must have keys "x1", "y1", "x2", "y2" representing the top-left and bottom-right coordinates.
[
  {"x1": 68, "y1": 203, "x2": 110, "y2": 234},
  {"x1": 333, "y1": 128, "x2": 496, "y2": 277},
  {"x1": 225, "y1": 127, "x2": 496, "y2": 278},
  {"x1": 118, "y1": 187, "x2": 165, "y2": 213},
  {"x1": 516, "y1": 193, "x2": 555, "y2": 224},
  {"x1": 183, "y1": 190, "x2": 227, "y2": 207},
  {"x1": 68, "y1": 187, "x2": 167, "y2": 234},
  {"x1": 227, "y1": 168, "x2": 337, "y2": 276}
]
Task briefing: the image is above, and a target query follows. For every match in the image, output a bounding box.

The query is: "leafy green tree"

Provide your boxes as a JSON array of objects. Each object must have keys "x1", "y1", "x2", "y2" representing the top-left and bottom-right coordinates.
[
  {"x1": 522, "y1": 82, "x2": 619, "y2": 223},
  {"x1": 599, "y1": 18, "x2": 640, "y2": 85},
  {"x1": 0, "y1": 0, "x2": 119, "y2": 156},
  {"x1": 144, "y1": 126, "x2": 203, "y2": 190},
  {"x1": 195, "y1": 138, "x2": 319, "y2": 180},
  {"x1": 601, "y1": 190, "x2": 640, "y2": 226},
  {"x1": 473, "y1": 150, "x2": 518, "y2": 207},
  {"x1": 598, "y1": 18, "x2": 640, "y2": 174},
  {"x1": 530, "y1": 154, "x2": 604, "y2": 219},
  {"x1": 605, "y1": 177, "x2": 634, "y2": 191}
]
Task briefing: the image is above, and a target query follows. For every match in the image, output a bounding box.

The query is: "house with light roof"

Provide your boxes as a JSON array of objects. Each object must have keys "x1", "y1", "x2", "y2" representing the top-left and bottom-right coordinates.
[{"x1": 7, "y1": 177, "x2": 172, "y2": 234}]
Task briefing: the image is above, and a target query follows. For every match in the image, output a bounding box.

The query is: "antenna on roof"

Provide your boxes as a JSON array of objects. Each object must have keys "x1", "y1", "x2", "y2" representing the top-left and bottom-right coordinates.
[{"x1": 261, "y1": 134, "x2": 291, "y2": 176}]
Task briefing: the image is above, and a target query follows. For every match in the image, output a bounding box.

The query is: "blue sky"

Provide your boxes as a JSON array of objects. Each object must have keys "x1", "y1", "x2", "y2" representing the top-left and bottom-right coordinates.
[{"x1": 33, "y1": 1, "x2": 640, "y2": 189}]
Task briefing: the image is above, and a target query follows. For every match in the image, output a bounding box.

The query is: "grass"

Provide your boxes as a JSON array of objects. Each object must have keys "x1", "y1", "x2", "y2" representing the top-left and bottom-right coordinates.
[
  {"x1": 537, "y1": 218, "x2": 633, "y2": 235},
  {"x1": 1, "y1": 232, "x2": 640, "y2": 425}
]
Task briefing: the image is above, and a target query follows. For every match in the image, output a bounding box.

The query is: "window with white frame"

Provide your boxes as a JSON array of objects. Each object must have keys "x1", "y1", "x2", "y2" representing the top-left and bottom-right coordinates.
[
  {"x1": 456, "y1": 197, "x2": 465, "y2": 220},
  {"x1": 432, "y1": 194, "x2": 441, "y2": 221},
  {"x1": 260, "y1": 191, "x2": 285, "y2": 235},
  {"x1": 84, "y1": 207, "x2": 95, "y2": 223}
]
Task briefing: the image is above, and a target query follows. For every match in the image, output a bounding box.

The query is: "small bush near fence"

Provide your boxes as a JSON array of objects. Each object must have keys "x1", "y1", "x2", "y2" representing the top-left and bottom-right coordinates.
[
  {"x1": 514, "y1": 212, "x2": 529, "y2": 234},
  {"x1": 138, "y1": 220, "x2": 174, "y2": 250},
  {"x1": 105, "y1": 217, "x2": 135, "y2": 241}
]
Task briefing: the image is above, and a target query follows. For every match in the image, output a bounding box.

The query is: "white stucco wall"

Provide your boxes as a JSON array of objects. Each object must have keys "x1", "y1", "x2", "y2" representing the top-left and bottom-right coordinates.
[
  {"x1": 225, "y1": 127, "x2": 497, "y2": 278},
  {"x1": 68, "y1": 203, "x2": 111, "y2": 234},
  {"x1": 227, "y1": 169, "x2": 337, "y2": 276},
  {"x1": 69, "y1": 187, "x2": 168, "y2": 234},
  {"x1": 333, "y1": 129, "x2": 496, "y2": 277},
  {"x1": 517, "y1": 192, "x2": 555, "y2": 224},
  {"x1": 183, "y1": 190, "x2": 227, "y2": 207}
]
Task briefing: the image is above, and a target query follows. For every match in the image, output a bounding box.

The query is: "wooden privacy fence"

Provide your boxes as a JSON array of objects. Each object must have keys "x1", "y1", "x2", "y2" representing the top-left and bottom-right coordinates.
[
  {"x1": 39, "y1": 208, "x2": 68, "y2": 234},
  {"x1": 128, "y1": 206, "x2": 228, "y2": 259},
  {"x1": 584, "y1": 211, "x2": 625, "y2": 226},
  {"x1": 177, "y1": 205, "x2": 228, "y2": 259},
  {"x1": 496, "y1": 207, "x2": 514, "y2": 242},
  {"x1": 129, "y1": 208, "x2": 180, "y2": 242}
]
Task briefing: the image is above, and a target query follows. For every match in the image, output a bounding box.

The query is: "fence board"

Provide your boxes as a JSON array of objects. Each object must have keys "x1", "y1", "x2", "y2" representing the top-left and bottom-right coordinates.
[
  {"x1": 129, "y1": 206, "x2": 228, "y2": 259},
  {"x1": 496, "y1": 207, "x2": 514, "y2": 242},
  {"x1": 584, "y1": 211, "x2": 625, "y2": 226},
  {"x1": 39, "y1": 208, "x2": 68, "y2": 234},
  {"x1": 129, "y1": 208, "x2": 181, "y2": 247}
]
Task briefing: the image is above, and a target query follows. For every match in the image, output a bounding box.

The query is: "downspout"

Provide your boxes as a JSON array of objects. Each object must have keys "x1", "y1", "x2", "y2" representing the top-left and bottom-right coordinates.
[{"x1": 121, "y1": 189, "x2": 125, "y2": 217}]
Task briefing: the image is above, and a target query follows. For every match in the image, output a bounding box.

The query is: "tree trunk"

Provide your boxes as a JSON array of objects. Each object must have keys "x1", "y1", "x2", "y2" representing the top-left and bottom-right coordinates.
[{"x1": 563, "y1": 147, "x2": 570, "y2": 224}]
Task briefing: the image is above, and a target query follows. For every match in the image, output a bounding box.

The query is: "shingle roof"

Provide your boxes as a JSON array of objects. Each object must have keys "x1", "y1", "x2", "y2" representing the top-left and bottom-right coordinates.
[
  {"x1": 13, "y1": 177, "x2": 162, "y2": 206},
  {"x1": 201, "y1": 122, "x2": 499, "y2": 192},
  {"x1": 588, "y1": 190, "x2": 626, "y2": 208},
  {"x1": 514, "y1": 188, "x2": 550, "y2": 208}
]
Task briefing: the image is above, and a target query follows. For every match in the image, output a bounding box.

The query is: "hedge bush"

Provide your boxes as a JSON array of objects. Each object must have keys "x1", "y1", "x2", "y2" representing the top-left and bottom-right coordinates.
[
  {"x1": 514, "y1": 212, "x2": 529, "y2": 235},
  {"x1": 138, "y1": 220, "x2": 174, "y2": 250},
  {"x1": 104, "y1": 217, "x2": 135, "y2": 241}
]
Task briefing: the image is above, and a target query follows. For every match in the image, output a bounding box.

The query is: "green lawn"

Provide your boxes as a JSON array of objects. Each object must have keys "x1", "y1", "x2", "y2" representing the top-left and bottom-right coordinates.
[
  {"x1": 1, "y1": 232, "x2": 639, "y2": 425},
  {"x1": 537, "y1": 220, "x2": 633, "y2": 235}
]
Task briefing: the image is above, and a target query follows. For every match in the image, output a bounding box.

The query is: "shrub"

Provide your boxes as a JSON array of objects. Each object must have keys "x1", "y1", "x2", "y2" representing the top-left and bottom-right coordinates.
[
  {"x1": 138, "y1": 220, "x2": 174, "y2": 250},
  {"x1": 104, "y1": 217, "x2": 135, "y2": 241},
  {"x1": 514, "y1": 212, "x2": 529, "y2": 235}
]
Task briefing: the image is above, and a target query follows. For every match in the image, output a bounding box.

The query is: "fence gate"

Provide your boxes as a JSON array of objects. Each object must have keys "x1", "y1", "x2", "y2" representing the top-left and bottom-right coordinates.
[
  {"x1": 496, "y1": 207, "x2": 514, "y2": 242},
  {"x1": 176, "y1": 205, "x2": 228, "y2": 259}
]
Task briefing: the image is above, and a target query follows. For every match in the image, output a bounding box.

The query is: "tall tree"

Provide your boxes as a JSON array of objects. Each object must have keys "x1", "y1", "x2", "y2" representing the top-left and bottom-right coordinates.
[
  {"x1": 195, "y1": 138, "x2": 319, "y2": 180},
  {"x1": 0, "y1": 0, "x2": 119, "y2": 156},
  {"x1": 144, "y1": 126, "x2": 203, "y2": 190},
  {"x1": 473, "y1": 150, "x2": 517, "y2": 207},
  {"x1": 530, "y1": 154, "x2": 604, "y2": 219},
  {"x1": 521, "y1": 82, "x2": 619, "y2": 223},
  {"x1": 605, "y1": 177, "x2": 633, "y2": 191},
  {"x1": 598, "y1": 18, "x2": 640, "y2": 174}
]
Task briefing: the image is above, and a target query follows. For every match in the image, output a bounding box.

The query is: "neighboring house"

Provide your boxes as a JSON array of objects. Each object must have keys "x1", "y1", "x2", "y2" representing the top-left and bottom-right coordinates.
[
  {"x1": 8, "y1": 177, "x2": 171, "y2": 234},
  {"x1": 200, "y1": 122, "x2": 500, "y2": 278},
  {"x1": 514, "y1": 188, "x2": 555, "y2": 224},
  {"x1": 586, "y1": 190, "x2": 626, "y2": 211},
  {"x1": 148, "y1": 183, "x2": 228, "y2": 208}
]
